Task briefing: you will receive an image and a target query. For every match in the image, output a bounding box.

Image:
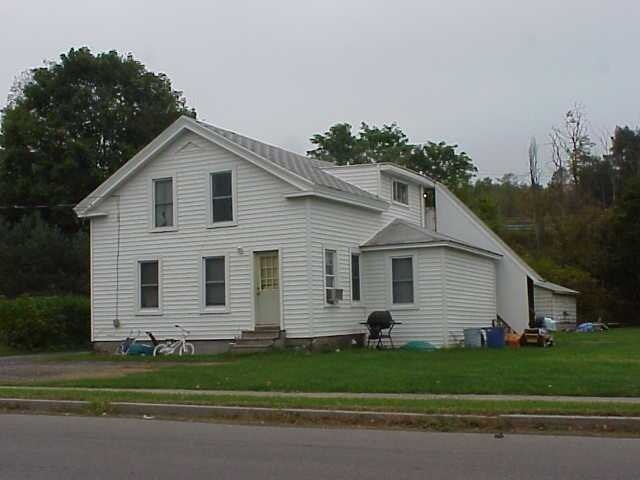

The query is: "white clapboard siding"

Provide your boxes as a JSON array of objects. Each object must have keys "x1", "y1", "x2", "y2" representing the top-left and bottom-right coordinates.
[
  {"x1": 91, "y1": 131, "x2": 310, "y2": 341},
  {"x1": 379, "y1": 173, "x2": 423, "y2": 226},
  {"x1": 444, "y1": 249, "x2": 497, "y2": 345},
  {"x1": 362, "y1": 248, "x2": 445, "y2": 347},
  {"x1": 308, "y1": 198, "x2": 384, "y2": 337},
  {"x1": 435, "y1": 184, "x2": 530, "y2": 332},
  {"x1": 553, "y1": 294, "x2": 577, "y2": 326},
  {"x1": 533, "y1": 286, "x2": 554, "y2": 318},
  {"x1": 321, "y1": 164, "x2": 381, "y2": 196}
]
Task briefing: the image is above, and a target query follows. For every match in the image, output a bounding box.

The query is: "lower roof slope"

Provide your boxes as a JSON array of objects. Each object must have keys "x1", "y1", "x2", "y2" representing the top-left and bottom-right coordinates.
[{"x1": 362, "y1": 219, "x2": 501, "y2": 258}]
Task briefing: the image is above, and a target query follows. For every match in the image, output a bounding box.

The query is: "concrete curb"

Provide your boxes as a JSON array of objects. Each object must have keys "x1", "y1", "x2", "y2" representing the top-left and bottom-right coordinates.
[{"x1": 2, "y1": 398, "x2": 640, "y2": 433}]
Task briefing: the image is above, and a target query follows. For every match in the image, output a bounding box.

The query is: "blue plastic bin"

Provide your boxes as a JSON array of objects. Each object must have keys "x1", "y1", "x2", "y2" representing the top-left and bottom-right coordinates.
[{"x1": 485, "y1": 327, "x2": 505, "y2": 348}]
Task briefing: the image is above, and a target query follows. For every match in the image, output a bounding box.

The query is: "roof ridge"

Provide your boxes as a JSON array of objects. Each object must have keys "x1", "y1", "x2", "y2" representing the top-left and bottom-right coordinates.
[{"x1": 196, "y1": 120, "x2": 381, "y2": 202}]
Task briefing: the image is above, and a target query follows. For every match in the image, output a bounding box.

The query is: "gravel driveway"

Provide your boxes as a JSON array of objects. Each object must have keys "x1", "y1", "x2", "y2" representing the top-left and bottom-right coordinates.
[{"x1": 0, "y1": 354, "x2": 154, "y2": 383}]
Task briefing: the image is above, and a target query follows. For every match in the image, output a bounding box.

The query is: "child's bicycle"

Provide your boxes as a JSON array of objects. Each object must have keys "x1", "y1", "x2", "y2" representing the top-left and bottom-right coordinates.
[
  {"x1": 114, "y1": 330, "x2": 140, "y2": 355},
  {"x1": 152, "y1": 324, "x2": 195, "y2": 356}
]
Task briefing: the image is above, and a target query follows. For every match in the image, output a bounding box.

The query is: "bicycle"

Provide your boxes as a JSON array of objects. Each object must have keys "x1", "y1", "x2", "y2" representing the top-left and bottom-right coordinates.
[
  {"x1": 115, "y1": 329, "x2": 140, "y2": 355},
  {"x1": 152, "y1": 324, "x2": 195, "y2": 356}
]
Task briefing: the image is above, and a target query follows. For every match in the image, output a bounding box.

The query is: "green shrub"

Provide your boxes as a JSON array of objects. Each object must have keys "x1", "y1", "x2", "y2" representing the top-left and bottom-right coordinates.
[{"x1": 0, "y1": 295, "x2": 90, "y2": 350}]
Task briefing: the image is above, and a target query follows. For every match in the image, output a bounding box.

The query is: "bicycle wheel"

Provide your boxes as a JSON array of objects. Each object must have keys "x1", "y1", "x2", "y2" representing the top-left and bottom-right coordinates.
[
  {"x1": 182, "y1": 342, "x2": 195, "y2": 355},
  {"x1": 152, "y1": 344, "x2": 164, "y2": 357}
]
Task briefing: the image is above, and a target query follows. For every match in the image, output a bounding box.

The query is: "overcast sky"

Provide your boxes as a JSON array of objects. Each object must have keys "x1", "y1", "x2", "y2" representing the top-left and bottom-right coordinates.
[{"x1": 1, "y1": 0, "x2": 639, "y2": 180}]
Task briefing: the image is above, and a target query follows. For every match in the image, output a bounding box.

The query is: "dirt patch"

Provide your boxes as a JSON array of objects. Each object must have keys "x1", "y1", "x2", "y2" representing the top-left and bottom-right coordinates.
[{"x1": 0, "y1": 356, "x2": 157, "y2": 383}]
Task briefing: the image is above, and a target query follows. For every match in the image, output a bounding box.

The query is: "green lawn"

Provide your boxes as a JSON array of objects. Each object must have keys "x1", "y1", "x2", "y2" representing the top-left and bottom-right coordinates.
[
  {"x1": 2, "y1": 387, "x2": 640, "y2": 417},
  {"x1": 42, "y1": 328, "x2": 640, "y2": 397},
  {"x1": 0, "y1": 343, "x2": 17, "y2": 356}
]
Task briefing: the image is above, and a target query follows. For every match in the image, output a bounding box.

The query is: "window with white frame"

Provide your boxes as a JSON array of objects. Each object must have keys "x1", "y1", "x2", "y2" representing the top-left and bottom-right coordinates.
[
  {"x1": 153, "y1": 178, "x2": 174, "y2": 228},
  {"x1": 210, "y1": 171, "x2": 234, "y2": 223},
  {"x1": 391, "y1": 257, "x2": 414, "y2": 304},
  {"x1": 139, "y1": 260, "x2": 160, "y2": 309},
  {"x1": 324, "y1": 249, "x2": 337, "y2": 303},
  {"x1": 351, "y1": 253, "x2": 361, "y2": 301},
  {"x1": 203, "y1": 256, "x2": 226, "y2": 307},
  {"x1": 392, "y1": 180, "x2": 409, "y2": 205}
]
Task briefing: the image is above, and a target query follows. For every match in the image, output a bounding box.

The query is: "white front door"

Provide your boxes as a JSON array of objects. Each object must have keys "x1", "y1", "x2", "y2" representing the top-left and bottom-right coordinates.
[{"x1": 254, "y1": 251, "x2": 280, "y2": 328}]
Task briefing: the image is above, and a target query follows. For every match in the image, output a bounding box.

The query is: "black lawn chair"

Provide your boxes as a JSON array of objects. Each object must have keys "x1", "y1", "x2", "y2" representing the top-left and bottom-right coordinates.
[{"x1": 361, "y1": 311, "x2": 401, "y2": 349}]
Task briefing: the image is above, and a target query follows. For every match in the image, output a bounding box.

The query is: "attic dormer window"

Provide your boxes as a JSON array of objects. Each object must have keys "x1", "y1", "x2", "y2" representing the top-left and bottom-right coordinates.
[{"x1": 392, "y1": 180, "x2": 409, "y2": 205}]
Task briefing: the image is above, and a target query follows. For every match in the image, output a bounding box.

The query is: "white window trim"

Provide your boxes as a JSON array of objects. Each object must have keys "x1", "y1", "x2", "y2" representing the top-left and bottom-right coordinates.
[
  {"x1": 135, "y1": 257, "x2": 163, "y2": 316},
  {"x1": 149, "y1": 175, "x2": 178, "y2": 232},
  {"x1": 349, "y1": 247, "x2": 362, "y2": 305},
  {"x1": 323, "y1": 246, "x2": 340, "y2": 307},
  {"x1": 207, "y1": 165, "x2": 238, "y2": 229},
  {"x1": 392, "y1": 179, "x2": 410, "y2": 208},
  {"x1": 387, "y1": 253, "x2": 418, "y2": 310},
  {"x1": 200, "y1": 253, "x2": 230, "y2": 314}
]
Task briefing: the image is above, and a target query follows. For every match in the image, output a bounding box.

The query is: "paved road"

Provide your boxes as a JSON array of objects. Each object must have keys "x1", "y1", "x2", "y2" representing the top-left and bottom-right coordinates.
[{"x1": 1, "y1": 414, "x2": 638, "y2": 480}]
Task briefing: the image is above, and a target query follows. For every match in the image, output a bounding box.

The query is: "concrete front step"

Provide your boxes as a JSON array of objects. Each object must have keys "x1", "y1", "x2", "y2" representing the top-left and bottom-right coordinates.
[
  {"x1": 230, "y1": 343, "x2": 274, "y2": 353},
  {"x1": 240, "y1": 331, "x2": 281, "y2": 340},
  {"x1": 232, "y1": 338, "x2": 276, "y2": 347}
]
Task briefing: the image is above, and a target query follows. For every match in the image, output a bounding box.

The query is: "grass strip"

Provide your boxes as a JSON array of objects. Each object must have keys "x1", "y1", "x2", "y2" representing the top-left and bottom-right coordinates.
[{"x1": 1, "y1": 388, "x2": 640, "y2": 417}]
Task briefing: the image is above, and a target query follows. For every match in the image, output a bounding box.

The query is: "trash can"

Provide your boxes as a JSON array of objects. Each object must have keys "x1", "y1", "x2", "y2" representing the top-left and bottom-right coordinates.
[
  {"x1": 463, "y1": 328, "x2": 483, "y2": 348},
  {"x1": 485, "y1": 327, "x2": 505, "y2": 348}
]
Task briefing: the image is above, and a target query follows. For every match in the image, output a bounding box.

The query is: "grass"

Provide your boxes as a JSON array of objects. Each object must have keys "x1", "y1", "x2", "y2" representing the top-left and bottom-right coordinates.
[
  {"x1": 2, "y1": 387, "x2": 640, "y2": 417},
  {"x1": 37, "y1": 328, "x2": 640, "y2": 397},
  {"x1": 0, "y1": 343, "x2": 18, "y2": 356}
]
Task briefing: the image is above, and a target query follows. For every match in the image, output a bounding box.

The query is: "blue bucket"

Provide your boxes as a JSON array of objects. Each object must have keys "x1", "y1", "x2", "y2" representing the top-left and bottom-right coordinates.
[{"x1": 485, "y1": 327, "x2": 505, "y2": 348}]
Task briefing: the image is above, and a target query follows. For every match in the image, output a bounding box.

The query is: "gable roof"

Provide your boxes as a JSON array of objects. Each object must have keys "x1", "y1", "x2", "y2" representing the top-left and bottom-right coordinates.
[
  {"x1": 361, "y1": 218, "x2": 502, "y2": 259},
  {"x1": 534, "y1": 280, "x2": 579, "y2": 295},
  {"x1": 75, "y1": 116, "x2": 387, "y2": 217},
  {"x1": 197, "y1": 121, "x2": 382, "y2": 202}
]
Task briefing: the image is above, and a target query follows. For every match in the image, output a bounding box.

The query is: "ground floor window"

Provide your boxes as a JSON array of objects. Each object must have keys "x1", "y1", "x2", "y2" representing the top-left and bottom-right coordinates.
[
  {"x1": 391, "y1": 257, "x2": 414, "y2": 304},
  {"x1": 325, "y1": 249, "x2": 337, "y2": 303},
  {"x1": 139, "y1": 260, "x2": 159, "y2": 309},
  {"x1": 204, "y1": 256, "x2": 226, "y2": 307},
  {"x1": 351, "y1": 254, "x2": 361, "y2": 301}
]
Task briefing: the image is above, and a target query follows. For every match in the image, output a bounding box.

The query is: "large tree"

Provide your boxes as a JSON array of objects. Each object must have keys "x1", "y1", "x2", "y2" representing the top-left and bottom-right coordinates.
[
  {"x1": 0, "y1": 47, "x2": 195, "y2": 229},
  {"x1": 308, "y1": 121, "x2": 477, "y2": 189}
]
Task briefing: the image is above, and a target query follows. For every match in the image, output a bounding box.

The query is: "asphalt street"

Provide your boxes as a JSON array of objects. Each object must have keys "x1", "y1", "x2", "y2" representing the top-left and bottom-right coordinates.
[{"x1": 0, "y1": 413, "x2": 638, "y2": 479}]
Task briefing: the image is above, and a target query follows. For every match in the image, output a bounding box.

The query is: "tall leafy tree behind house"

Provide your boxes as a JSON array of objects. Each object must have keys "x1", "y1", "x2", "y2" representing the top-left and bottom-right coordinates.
[
  {"x1": 308, "y1": 121, "x2": 477, "y2": 189},
  {"x1": 0, "y1": 47, "x2": 195, "y2": 230}
]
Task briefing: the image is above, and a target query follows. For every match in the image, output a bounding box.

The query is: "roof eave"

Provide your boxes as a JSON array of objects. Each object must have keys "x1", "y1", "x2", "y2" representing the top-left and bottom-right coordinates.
[
  {"x1": 361, "y1": 241, "x2": 503, "y2": 260},
  {"x1": 286, "y1": 189, "x2": 388, "y2": 212},
  {"x1": 75, "y1": 116, "x2": 317, "y2": 217}
]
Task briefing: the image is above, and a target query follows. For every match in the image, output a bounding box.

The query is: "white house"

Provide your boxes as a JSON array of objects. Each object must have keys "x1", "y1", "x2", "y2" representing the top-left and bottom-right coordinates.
[{"x1": 74, "y1": 116, "x2": 578, "y2": 352}]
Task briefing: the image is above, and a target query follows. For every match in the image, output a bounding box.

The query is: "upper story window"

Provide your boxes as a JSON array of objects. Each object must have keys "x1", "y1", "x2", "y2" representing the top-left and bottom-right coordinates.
[
  {"x1": 209, "y1": 170, "x2": 236, "y2": 226},
  {"x1": 391, "y1": 257, "x2": 414, "y2": 304},
  {"x1": 351, "y1": 253, "x2": 361, "y2": 302},
  {"x1": 153, "y1": 178, "x2": 175, "y2": 228},
  {"x1": 392, "y1": 180, "x2": 409, "y2": 205},
  {"x1": 139, "y1": 260, "x2": 160, "y2": 311},
  {"x1": 324, "y1": 249, "x2": 337, "y2": 303}
]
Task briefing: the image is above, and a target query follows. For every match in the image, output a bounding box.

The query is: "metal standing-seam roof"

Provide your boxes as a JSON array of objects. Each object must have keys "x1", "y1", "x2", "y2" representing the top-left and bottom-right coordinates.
[
  {"x1": 197, "y1": 121, "x2": 381, "y2": 202},
  {"x1": 361, "y1": 218, "x2": 502, "y2": 257}
]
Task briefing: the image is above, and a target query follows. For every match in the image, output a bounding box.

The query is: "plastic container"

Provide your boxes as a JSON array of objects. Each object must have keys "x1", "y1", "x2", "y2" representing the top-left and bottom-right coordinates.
[
  {"x1": 485, "y1": 327, "x2": 505, "y2": 348},
  {"x1": 463, "y1": 328, "x2": 483, "y2": 348}
]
